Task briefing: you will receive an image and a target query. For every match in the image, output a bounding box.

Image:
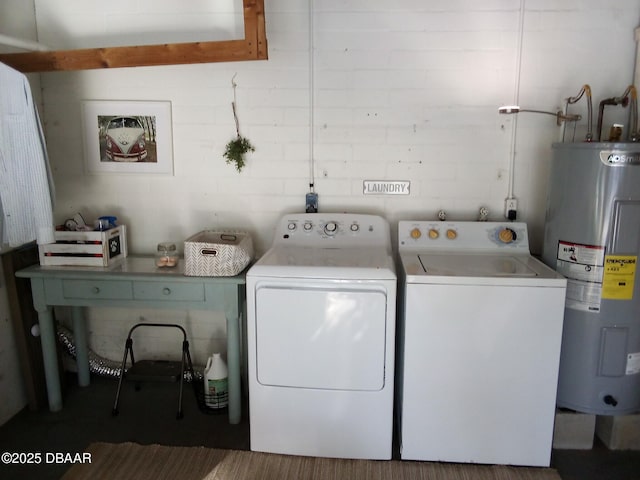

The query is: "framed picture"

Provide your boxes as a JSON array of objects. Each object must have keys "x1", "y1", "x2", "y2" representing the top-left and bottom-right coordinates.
[{"x1": 81, "y1": 100, "x2": 173, "y2": 175}]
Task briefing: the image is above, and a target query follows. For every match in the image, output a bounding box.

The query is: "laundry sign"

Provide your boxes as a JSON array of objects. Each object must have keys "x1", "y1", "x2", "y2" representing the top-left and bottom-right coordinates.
[{"x1": 363, "y1": 180, "x2": 410, "y2": 195}]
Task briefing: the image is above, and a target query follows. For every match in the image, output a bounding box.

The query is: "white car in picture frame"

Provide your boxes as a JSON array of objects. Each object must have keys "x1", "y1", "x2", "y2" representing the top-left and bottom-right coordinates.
[{"x1": 105, "y1": 116, "x2": 148, "y2": 162}]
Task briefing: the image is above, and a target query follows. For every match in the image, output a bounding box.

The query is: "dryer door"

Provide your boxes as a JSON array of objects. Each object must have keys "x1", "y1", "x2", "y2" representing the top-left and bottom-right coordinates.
[{"x1": 255, "y1": 284, "x2": 387, "y2": 391}]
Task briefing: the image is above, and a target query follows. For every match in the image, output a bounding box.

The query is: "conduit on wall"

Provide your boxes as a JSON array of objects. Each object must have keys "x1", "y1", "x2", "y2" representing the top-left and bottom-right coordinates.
[
  {"x1": 505, "y1": 0, "x2": 526, "y2": 204},
  {"x1": 308, "y1": 0, "x2": 316, "y2": 197}
]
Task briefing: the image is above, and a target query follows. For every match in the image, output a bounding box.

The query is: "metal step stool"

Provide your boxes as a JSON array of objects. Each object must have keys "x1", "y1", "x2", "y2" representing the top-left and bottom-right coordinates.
[{"x1": 111, "y1": 323, "x2": 194, "y2": 419}]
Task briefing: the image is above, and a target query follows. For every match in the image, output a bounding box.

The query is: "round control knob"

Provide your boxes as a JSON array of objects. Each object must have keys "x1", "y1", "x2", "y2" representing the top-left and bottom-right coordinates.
[
  {"x1": 428, "y1": 228, "x2": 439, "y2": 239},
  {"x1": 287, "y1": 222, "x2": 297, "y2": 231},
  {"x1": 324, "y1": 221, "x2": 338, "y2": 235},
  {"x1": 498, "y1": 228, "x2": 517, "y2": 244},
  {"x1": 446, "y1": 229, "x2": 457, "y2": 240},
  {"x1": 350, "y1": 223, "x2": 359, "y2": 232},
  {"x1": 303, "y1": 222, "x2": 313, "y2": 231},
  {"x1": 410, "y1": 228, "x2": 422, "y2": 239}
]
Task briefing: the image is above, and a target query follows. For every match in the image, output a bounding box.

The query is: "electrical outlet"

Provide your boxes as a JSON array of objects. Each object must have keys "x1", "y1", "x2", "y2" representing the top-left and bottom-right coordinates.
[
  {"x1": 504, "y1": 198, "x2": 517, "y2": 220},
  {"x1": 305, "y1": 193, "x2": 318, "y2": 213}
]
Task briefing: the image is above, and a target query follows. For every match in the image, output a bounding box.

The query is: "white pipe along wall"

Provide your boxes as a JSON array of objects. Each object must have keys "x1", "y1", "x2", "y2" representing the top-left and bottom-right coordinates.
[{"x1": 0, "y1": 0, "x2": 639, "y2": 398}]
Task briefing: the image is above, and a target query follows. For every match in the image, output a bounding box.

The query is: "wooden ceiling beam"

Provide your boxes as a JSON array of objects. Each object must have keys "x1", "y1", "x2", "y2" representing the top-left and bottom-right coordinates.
[{"x1": 0, "y1": 0, "x2": 267, "y2": 73}]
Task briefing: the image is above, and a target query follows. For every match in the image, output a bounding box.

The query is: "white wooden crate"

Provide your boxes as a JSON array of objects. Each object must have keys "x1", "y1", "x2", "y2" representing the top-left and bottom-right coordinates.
[{"x1": 39, "y1": 225, "x2": 128, "y2": 267}]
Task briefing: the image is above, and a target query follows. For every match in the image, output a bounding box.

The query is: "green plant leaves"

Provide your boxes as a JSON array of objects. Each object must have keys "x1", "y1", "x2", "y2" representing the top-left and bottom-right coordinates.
[{"x1": 223, "y1": 135, "x2": 255, "y2": 172}]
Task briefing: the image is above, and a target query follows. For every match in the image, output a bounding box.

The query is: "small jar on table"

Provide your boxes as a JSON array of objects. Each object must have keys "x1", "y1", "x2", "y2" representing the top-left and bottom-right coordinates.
[{"x1": 156, "y1": 242, "x2": 178, "y2": 268}]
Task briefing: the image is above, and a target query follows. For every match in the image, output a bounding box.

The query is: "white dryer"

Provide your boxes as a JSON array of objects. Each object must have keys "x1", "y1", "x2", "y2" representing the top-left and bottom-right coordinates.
[
  {"x1": 397, "y1": 221, "x2": 567, "y2": 467},
  {"x1": 247, "y1": 213, "x2": 396, "y2": 460}
]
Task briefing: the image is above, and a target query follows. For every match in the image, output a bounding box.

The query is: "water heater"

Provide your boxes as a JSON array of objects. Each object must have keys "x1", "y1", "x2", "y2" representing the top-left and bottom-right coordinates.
[{"x1": 542, "y1": 142, "x2": 640, "y2": 415}]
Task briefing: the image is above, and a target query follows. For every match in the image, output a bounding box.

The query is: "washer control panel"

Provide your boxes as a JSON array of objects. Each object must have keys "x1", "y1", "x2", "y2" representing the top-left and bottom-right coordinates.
[
  {"x1": 398, "y1": 221, "x2": 530, "y2": 252},
  {"x1": 276, "y1": 213, "x2": 390, "y2": 248}
]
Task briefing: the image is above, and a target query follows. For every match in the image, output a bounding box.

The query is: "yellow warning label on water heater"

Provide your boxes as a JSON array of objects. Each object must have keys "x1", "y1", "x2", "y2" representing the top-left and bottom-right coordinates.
[{"x1": 602, "y1": 255, "x2": 637, "y2": 300}]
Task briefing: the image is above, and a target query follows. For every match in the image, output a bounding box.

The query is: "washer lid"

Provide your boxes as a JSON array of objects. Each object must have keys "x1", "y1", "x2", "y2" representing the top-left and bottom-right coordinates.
[
  {"x1": 418, "y1": 253, "x2": 537, "y2": 277},
  {"x1": 400, "y1": 252, "x2": 566, "y2": 286}
]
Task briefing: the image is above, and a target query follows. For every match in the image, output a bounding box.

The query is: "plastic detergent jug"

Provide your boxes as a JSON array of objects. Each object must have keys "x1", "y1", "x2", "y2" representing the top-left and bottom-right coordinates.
[{"x1": 203, "y1": 353, "x2": 228, "y2": 409}]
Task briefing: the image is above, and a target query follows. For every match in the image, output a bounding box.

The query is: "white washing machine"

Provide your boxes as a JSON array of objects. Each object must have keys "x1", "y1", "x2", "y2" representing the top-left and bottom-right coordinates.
[
  {"x1": 247, "y1": 213, "x2": 396, "y2": 460},
  {"x1": 397, "y1": 221, "x2": 567, "y2": 467}
]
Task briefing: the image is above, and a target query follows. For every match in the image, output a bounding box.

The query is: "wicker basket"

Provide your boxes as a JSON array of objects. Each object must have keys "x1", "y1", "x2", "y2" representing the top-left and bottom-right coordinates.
[{"x1": 184, "y1": 231, "x2": 253, "y2": 276}]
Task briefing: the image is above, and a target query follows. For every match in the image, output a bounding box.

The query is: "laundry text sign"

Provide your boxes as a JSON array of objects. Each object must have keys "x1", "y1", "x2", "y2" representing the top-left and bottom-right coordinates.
[{"x1": 363, "y1": 180, "x2": 410, "y2": 195}]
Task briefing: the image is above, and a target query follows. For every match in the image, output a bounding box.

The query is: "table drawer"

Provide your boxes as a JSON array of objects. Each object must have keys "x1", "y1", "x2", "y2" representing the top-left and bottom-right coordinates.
[
  {"x1": 62, "y1": 280, "x2": 133, "y2": 300},
  {"x1": 133, "y1": 282, "x2": 205, "y2": 302}
]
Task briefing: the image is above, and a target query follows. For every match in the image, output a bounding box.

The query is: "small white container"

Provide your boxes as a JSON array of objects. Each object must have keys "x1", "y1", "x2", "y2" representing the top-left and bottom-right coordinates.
[
  {"x1": 203, "y1": 353, "x2": 228, "y2": 409},
  {"x1": 184, "y1": 231, "x2": 253, "y2": 276}
]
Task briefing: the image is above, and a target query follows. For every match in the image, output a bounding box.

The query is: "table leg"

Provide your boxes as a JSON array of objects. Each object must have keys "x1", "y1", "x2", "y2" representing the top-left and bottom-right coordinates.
[
  {"x1": 227, "y1": 310, "x2": 241, "y2": 424},
  {"x1": 27, "y1": 275, "x2": 64, "y2": 412},
  {"x1": 37, "y1": 307, "x2": 62, "y2": 411},
  {"x1": 71, "y1": 306, "x2": 90, "y2": 387}
]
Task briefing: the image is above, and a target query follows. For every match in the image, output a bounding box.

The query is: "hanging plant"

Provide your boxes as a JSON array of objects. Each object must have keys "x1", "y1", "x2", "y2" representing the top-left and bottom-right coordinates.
[
  {"x1": 223, "y1": 74, "x2": 255, "y2": 172},
  {"x1": 224, "y1": 135, "x2": 255, "y2": 172}
]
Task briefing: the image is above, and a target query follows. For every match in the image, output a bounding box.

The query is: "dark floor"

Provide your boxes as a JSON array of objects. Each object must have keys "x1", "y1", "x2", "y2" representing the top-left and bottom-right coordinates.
[{"x1": 0, "y1": 373, "x2": 638, "y2": 480}]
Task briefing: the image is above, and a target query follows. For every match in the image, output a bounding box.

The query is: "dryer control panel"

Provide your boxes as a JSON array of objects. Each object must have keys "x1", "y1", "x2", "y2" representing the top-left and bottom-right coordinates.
[
  {"x1": 398, "y1": 221, "x2": 530, "y2": 253},
  {"x1": 274, "y1": 213, "x2": 391, "y2": 249}
]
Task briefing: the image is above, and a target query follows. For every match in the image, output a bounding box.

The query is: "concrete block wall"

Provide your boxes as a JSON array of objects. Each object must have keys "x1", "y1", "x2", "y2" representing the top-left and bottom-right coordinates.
[
  {"x1": 3, "y1": 0, "x2": 640, "y2": 365},
  {"x1": 35, "y1": 1, "x2": 640, "y2": 254}
]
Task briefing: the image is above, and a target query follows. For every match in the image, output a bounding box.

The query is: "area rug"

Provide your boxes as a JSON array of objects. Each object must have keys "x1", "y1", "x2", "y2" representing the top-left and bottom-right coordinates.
[{"x1": 61, "y1": 442, "x2": 562, "y2": 480}]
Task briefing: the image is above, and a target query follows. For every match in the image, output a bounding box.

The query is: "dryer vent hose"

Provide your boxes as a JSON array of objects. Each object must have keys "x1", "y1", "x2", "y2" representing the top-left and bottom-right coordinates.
[{"x1": 56, "y1": 325, "x2": 202, "y2": 382}]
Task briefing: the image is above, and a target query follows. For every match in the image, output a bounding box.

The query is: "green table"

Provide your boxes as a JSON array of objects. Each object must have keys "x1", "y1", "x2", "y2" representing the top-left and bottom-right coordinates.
[{"x1": 16, "y1": 256, "x2": 246, "y2": 424}]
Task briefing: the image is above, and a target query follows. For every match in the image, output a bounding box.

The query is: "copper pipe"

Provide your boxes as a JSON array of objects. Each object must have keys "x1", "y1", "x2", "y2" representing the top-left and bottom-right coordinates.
[
  {"x1": 596, "y1": 85, "x2": 636, "y2": 142},
  {"x1": 565, "y1": 85, "x2": 593, "y2": 141},
  {"x1": 628, "y1": 86, "x2": 638, "y2": 141}
]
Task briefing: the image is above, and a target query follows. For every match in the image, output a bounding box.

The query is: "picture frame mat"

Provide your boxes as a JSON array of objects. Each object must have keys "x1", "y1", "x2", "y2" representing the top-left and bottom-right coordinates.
[{"x1": 81, "y1": 100, "x2": 173, "y2": 175}]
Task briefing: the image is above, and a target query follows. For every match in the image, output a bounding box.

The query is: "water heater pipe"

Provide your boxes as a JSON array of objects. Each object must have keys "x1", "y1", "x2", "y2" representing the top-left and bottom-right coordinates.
[
  {"x1": 635, "y1": 27, "x2": 640, "y2": 96},
  {"x1": 630, "y1": 86, "x2": 639, "y2": 141},
  {"x1": 596, "y1": 85, "x2": 638, "y2": 142},
  {"x1": 563, "y1": 84, "x2": 593, "y2": 142}
]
